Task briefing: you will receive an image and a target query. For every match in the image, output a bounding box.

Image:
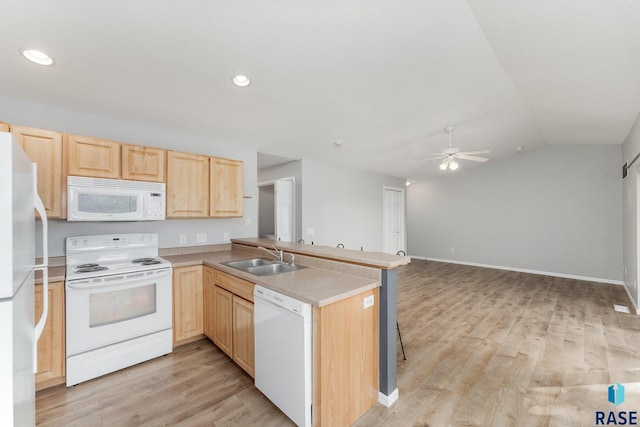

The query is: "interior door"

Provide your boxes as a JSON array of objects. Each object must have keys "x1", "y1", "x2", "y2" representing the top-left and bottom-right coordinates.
[
  {"x1": 383, "y1": 187, "x2": 406, "y2": 255},
  {"x1": 275, "y1": 179, "x2": 294, "y2": 243}
]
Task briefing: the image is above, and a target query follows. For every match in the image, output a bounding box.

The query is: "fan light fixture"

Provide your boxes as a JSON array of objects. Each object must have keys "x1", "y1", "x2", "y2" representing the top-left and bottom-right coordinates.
[{"x1": 439, "y1": 158, "x2": 459, "y2": 171}]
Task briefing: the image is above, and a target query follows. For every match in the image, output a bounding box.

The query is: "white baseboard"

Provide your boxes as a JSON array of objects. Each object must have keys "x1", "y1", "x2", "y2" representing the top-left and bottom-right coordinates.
[
  {"x1": 409, "y1": 255, "x2": 624, "y2": 286},
  {"x1": 378, "y1": 388, "x2": 399, "y2": 407},
  {"x1": 621, "y1": 281, "x2": 640, "y2": 315}
]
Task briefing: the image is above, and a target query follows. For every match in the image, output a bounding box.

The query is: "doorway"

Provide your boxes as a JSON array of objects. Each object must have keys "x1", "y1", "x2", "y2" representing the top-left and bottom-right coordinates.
[
  {"x1": 258, "y1": 177, "x2": 295, "y2": 242},
  {"x1": 382, "y1": 187, "x2": 406, "y2": 255}
]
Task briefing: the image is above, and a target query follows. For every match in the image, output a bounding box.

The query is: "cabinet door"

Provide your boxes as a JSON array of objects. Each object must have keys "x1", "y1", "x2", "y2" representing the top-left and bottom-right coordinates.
[
  {"x1": 172, "y1": 265, "x2": 204, "y2": 346},
  {"x1": 11, "y1": 126, "x2": 66, "y2": 219},
  {"x1": 166, "y1": 151, "x2": 209, "y2": 218},
  {"x1": 122, "y1": 144, "x2": 166, "y2": 182},
  {"x1": 212, "y1": 285, "x2": 233, "y2": 357},
  {"x1": 232, "y1": 296, "x2": 254, "y2": 377},
  {"x1": 0, "y1": 122, "x2": 9, "y2": 132},
  {"x1": 68, "y1": 134, "x2": 121, "y2": 178},
  {"x1": 203, "y1": 266, "x2": 215, "y2": 340},
  {"x1": 210, "y1": 157, "x2": 243, "y2": 217},
  {"x1": 34, "y1": 281, "x2": 65, "y2": 390}
]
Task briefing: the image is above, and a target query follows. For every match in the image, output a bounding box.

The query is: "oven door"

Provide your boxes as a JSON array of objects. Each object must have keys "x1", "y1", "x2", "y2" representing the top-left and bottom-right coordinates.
[{"x1": 65, "y1": 268, "x2": 172, "y2": 356}]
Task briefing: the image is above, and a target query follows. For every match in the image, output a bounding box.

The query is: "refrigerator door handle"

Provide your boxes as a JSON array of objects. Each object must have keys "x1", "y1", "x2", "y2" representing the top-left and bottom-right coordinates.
[{"x1": 33, "y1": 188, "x2": 49, "y2": 373}]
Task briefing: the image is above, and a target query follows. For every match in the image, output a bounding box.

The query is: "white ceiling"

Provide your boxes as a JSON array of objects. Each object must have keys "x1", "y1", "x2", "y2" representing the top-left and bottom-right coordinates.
[{"x1": 2, "y1": 1, "x2": 639, "y2": 181}]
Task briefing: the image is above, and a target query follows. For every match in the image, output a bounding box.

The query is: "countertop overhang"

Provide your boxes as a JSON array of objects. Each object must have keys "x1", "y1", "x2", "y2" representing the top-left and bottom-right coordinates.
[{"x1": 231, "y1": 238, "x2": 411, "y2": 269}]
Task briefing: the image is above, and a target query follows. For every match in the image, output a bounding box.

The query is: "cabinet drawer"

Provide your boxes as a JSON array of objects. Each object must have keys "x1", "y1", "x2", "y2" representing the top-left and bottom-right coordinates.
[{"x1": 214, "y1": 270, "x2": 254, "y2": 302}]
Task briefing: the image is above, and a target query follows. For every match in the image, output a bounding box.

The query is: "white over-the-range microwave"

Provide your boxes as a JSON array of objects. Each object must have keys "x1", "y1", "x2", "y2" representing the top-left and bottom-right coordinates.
[{"x1": 67, "y1": 176, "x2": 166, "y2": 221}]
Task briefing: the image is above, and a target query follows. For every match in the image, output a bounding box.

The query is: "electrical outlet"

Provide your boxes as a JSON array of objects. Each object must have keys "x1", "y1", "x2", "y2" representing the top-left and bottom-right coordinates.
[
  {"x1": 245, "y1": 217, "x2": 251, "y2": 226},
  {"x1": 179, "y1": 234, "x2": 187, "y2": 244},
  {"x1": 223, "y1": 232, "x2": 230, "y2": 241},
  {"x1": 307, "y1": 228, "x2": 315, "y2": 236},
  {"x1": 450, "y1": 247, "x2": 455, "y2": 254},
  {"x1": 196, "y1": 233, "x2": 206, "y2": 243},
  {"x1": 363, "y1": 295, "x2": 374, "y2": 309}
]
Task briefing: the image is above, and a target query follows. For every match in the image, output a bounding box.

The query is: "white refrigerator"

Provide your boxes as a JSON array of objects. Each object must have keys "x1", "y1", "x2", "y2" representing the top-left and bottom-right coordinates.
[{"x1": 0, "y1": 131, "x2": 49, "y2": 426}]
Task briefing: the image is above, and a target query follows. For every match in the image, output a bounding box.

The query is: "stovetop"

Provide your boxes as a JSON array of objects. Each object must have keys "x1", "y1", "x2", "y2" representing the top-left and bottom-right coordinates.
[{"x1": 65, "y1": 233, "x2": 172, "y2": 281}]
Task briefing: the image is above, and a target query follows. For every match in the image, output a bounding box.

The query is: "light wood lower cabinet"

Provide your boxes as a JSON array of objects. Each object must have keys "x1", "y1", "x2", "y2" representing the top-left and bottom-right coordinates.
[
  {"x1": 203, "y1": 266, "x2": 215, "y2": 340},
  {"x1": 204, "y1": 268, "x2": 255, "y2": 377},
  {"x1": 232, "y1": 295, "x2": 254, "y2": 377},
  {"x1": 172, "y1": 265, "x2": 204, "y2": 347},
  {"x1": 313, "y1": 287, "x2": 380, "y2": 427},
  {"x1": 35, "y1": 281, "x2": 66, "y2": 391},
  {"x1": 212, "y1": 285, "x2": 233, "y2": 357}
]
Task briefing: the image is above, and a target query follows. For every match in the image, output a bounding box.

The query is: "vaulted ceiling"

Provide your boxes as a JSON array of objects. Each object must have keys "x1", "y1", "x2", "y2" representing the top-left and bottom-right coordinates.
[{"x1": 3, "y1": 1, "x2": 639, "y2": 181}]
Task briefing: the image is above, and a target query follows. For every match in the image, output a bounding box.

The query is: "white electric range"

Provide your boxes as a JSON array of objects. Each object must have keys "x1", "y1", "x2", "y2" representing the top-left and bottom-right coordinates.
[{"x1": 65, "y1": 233, "x2": 173, "y2": 386}]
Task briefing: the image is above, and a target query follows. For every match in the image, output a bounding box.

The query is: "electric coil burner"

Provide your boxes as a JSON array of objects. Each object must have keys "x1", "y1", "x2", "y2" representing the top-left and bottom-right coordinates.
[{"x1": 65, "y1": 233, "x2": 173, "y2": 386}]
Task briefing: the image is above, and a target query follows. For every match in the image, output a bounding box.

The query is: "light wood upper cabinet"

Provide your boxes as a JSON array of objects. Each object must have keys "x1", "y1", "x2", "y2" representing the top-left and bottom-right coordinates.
[
  {"x1": 68, "y1": 134, "x2": 121, "y2": 179},
  {"x1": 172, "y1": 265, "x2": 204, "y2": 347},
  {"x1": 232, "y1": 295, "x2": 254, "y2": 377},
  {"x1": 167, "y1": 151, "x2": 209, "y2": 218},
  {"x1": 122, "y1": 144, "x2": 166, "y2": 182},
  {"x1": 0, "y1": 122, "x2": 9, "y2": 132},
  {"x1": 11, "y1": 126, "x2": 66, "y2": 219},
  {"x1": 35, "y1": 281, "x2": 66, "y2": 391},
  {"x1": 210, "y1": 157, "x2": 243, "y2": 218},
  {"x1": 212, "y1": 285, "x2": 233, "y2": 357},
  {"x1": 203, "y1": 266, "x2": 215, "y2": 340}
]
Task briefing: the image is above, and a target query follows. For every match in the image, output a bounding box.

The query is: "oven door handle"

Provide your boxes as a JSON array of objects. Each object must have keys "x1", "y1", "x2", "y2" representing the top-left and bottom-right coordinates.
[{"x1": 66, "y1": 268, "x2": 172, "y2": 290}]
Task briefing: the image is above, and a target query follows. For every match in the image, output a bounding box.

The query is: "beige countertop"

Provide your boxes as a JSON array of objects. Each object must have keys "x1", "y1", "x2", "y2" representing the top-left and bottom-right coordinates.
[
  {"x1": 231, "y1": 238, "x2": 411, "y2": 269},
  {"x1": 165, "y1": 249, "x2": 379, "y2": 307},
  {"x1": 32, "y1": 245, "x2": 387, "y2": 306}
]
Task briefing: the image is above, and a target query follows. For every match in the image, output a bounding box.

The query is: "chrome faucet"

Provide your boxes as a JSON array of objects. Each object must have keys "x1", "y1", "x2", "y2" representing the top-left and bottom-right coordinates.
[{"x1": 258, "y1": 245, "x2": 283, "y2": 262}]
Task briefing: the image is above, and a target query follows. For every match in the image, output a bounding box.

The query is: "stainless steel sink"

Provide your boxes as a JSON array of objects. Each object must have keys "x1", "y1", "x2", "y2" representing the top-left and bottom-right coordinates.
[
  {"x1": 222, "y1": 258, "x2": 276, "y2": 269},
  {"x1": 221, "y1": 258, "x2": 307, "y2": 276}
]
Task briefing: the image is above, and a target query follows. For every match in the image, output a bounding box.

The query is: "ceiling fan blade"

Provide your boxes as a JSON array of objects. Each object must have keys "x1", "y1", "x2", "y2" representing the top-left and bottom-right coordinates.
[
  {"x1": 411, "y1": 155, "x2": 445, "y2": 164},
  {"x1": 456, "y1": 154, "x2": 489, "y2": 162},
  {"x1": 458, "y1": 150, "x2": 490, "y2": 156}
]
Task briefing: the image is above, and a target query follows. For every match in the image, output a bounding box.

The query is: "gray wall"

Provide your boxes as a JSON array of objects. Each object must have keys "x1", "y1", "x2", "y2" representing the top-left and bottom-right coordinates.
[
  {"x1": 0, "y1": 96, "x2": 258, "y2": 257},
  {"x1": 622, "y1": 112, "x2": 640, "y2": 310},
  {"x1": 301, "y1": 158, "x2": 406, "y2": 251},
  {"x1": 407, "y1": 144, "x2": 623, "y2": 283},
  {"x1": 258, "y1": 185, "x2": 275, "y2": 238},
  {"x1": 258, "y1": 160, "x2": 303, "y2": 242}
]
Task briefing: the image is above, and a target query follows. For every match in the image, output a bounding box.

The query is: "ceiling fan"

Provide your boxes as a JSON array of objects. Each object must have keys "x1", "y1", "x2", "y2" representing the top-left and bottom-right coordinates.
[{"x1": 414, "y1": 126, "x2": 490, "y2": 171}]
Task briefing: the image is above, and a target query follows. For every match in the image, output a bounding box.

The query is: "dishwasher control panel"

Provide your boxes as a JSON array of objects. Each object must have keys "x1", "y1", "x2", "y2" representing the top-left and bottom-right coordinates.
[{"x1": 254, "y1": 285, "x2": 311, "y2": 318}]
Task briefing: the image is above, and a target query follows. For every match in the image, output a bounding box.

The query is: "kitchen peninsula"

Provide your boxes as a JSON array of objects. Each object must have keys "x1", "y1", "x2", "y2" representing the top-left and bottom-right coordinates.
[{"x1": 163, "y1": 239, "x2": 410, "y2": 426}]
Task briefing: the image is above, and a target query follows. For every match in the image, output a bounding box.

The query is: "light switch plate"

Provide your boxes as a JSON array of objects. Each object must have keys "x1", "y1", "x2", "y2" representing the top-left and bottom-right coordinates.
[{"x1": 179, "y1": 234, "x2": 187, "y2": 244}]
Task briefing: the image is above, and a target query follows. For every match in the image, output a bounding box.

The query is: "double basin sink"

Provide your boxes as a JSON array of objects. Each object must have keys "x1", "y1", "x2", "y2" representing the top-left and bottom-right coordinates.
[{"x1": 221, "y1": 258, "x2": 307, "y2": 276}]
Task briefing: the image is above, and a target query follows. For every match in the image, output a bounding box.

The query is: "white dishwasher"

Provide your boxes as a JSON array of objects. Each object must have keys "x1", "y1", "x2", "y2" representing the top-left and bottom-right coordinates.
[{"x1": 254, "y1": 285, "x2": 312, "y2": 427}]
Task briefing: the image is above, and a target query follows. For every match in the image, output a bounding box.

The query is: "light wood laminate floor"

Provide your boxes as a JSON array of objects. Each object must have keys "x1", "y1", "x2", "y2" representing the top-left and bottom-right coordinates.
[{"x1": 37, "y1": 260, "x2": 640, "y2": 426}]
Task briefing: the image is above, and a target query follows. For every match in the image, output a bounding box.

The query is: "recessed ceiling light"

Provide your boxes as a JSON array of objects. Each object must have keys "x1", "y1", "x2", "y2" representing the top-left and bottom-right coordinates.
[
  {"x1": 232, "y1": 75, "x2": 250, "y2": 87},
  {"x1": 21, "y1": 49, "x2": 54, "y2": 66},
  {"x1": 334, "y1": 140, "x2": 343, "y2": 146}
]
